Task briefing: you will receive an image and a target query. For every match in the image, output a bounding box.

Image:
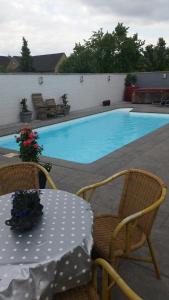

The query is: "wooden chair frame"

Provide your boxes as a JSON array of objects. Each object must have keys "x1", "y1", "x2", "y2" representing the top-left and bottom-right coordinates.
[{"x1": 76, "y1": 169, "x2": 167, "y2": 279}]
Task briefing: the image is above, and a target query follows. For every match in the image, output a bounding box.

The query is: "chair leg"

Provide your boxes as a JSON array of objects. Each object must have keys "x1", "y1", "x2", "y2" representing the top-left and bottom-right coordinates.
[
  {"x1": 102, "y1": 268, "x2": 110, "y2": 300},
  {"x1": 147, "y1": 236, "x2": 161, "y2": 279}
]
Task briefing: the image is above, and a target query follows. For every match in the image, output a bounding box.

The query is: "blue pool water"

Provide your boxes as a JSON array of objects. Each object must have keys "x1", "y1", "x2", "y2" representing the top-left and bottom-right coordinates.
[{"x1": 1, "y1": 108, "x2": 169, "y2": 164}]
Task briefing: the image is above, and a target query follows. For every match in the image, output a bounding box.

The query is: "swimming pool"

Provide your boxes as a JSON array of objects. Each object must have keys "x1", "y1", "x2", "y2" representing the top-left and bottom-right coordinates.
[{"x1": 1, "y1": 108, "x2": 169, "y2": 164}]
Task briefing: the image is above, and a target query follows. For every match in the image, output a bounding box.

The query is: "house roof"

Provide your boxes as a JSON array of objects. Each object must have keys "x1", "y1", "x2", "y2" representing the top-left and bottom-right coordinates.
[
  {"x1": 0, "y1": 56, "x2": 10, "y2": 67},
  {"x1": 32, "y1": 53, "x2": 65, "y2": 72},
  {"x1": 13, "y1": 53, "x2": 65, "y2": 72},
  {"x1": 0, "y1": 53, "x2": 66, "y2": 72}
]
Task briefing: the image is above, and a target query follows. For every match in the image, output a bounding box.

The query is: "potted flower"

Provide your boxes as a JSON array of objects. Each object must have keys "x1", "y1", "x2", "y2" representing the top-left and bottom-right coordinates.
[
  {"x1": 123, "y1": 74, "x2": 138, "y2": 102},
  {"x1": 61, "y1": 94, "x2": 70, "y2": 115},
  {"x1": 15, "y1": 127, "x2": 52, "y2": 188},
  {"x1": 20, "y1": 98, "x2": 32, "y2": 122}
]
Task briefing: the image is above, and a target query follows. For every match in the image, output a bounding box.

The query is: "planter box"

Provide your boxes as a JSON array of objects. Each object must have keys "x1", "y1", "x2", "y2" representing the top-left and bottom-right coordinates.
[
  {"x1": 102, "y1": 100, "x2": 110, "y2": 106},
  {"x1": 20, "y1": 111, "x2": 32, "y2": 123},
  {"x1": 64, "y1": 105, "x2": 71, "y2": 115},
  {"x1": 123, "y1": 86, "x2": 138, "y2": 102}
]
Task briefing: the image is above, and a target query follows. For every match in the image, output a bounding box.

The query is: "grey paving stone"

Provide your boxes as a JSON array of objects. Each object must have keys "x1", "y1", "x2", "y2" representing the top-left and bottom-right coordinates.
[{"x1": 0, "y1": 103, "x2": 169, "y2": 299}]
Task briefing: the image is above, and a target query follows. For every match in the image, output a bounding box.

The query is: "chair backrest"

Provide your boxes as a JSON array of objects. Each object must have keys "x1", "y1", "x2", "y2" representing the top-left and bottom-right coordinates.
[
  {"x1": 45, "y1": 99, "x2": 56, "y2": 107},
  {"x1": 119, "y1": 169, "x2": 166, "y2": 235},
  {"x1": 0, "y1": 163, "x2": 39, "y2": 195},
  {"x1": 32, "y1": 93, "x2": 46, "y2": 108}
]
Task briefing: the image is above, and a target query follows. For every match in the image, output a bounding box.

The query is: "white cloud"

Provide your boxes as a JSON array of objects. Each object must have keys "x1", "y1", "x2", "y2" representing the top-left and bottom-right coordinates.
[{"x1": 0, "y1": 0, "x2": 169, "y2": 56}]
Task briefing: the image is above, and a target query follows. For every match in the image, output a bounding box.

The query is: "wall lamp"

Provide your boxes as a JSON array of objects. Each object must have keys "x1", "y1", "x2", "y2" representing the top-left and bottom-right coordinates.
[
  {"x1": 162, "y1": 73, "x2": 167, "y2": 79},
  {"x1": 107, "y1": 75, "x2": 111, "y2": 82},
  {"x1": 80, "y1": 75, "x2": 84, "y2": 83},
  {"x1": 38, "y1": 76, "x2": 44, "y2": 85}
]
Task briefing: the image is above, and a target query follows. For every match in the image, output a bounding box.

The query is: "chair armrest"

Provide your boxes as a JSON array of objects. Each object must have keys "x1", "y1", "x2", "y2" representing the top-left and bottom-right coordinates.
[
  {"x1": 94, "y1": 258, "x2": 142, "y2": 300},
  {"x1": 76, "y1": 170, "x2": 128, "y2": 202},
  {"x1": 112, "y1": 185, "x2": 166, "y2": 239}
]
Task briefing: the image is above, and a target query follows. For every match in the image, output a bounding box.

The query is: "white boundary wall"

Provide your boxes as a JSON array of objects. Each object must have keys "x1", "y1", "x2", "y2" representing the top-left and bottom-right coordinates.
[{"x1": 0, "y1": 73, "x2": 125, "y2": 126}]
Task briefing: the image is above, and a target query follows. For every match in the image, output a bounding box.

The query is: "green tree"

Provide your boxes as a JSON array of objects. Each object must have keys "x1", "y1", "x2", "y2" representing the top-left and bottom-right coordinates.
[
  {"x1": 59, "y1": 23, "x2": 145, "y2": 73},
  {"x1": 143, "y1": 38, "x2": 169, "y2": 71},
  {"x1": 20, "y1": 37, "x2": 33, "y2": 72},
  {"x1": 0, "y1": 65, "x2": 7, "y2": 72},
  {"x1": 112, "y1": 23, "x2": 144, "y2": 72}
]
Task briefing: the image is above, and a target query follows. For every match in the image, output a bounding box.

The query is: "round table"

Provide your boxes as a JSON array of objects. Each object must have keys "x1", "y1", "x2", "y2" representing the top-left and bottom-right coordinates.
[{"x1": 0, "y1": 189, "x2": 93, "y2": 300}]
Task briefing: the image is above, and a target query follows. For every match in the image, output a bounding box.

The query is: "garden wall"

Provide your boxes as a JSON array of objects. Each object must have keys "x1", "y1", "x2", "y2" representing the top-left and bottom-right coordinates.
[
  {"x1": 136, "y1": 71, "x2": 169, "y2": 88},
  {"x1": 0, "y1": 73, "x2": 125, "y2": 126}
]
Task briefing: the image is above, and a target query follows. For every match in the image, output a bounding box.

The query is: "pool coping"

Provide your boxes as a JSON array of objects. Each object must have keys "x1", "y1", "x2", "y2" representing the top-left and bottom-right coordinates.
[{"x1": 1, "y1": 102, "x2": 169, "y2": 173}]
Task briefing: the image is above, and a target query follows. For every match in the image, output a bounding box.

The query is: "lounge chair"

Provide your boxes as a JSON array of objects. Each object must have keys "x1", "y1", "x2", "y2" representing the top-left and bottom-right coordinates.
[
  {"x1": 32, "y1": 93, "x2": 57, "y2": 119},
  {"x1": 32, "y1": 93, "x2": 49, "y2": 120},
  {"x1": 45, "y1": 99, "x2": 65, "y2": 116}
]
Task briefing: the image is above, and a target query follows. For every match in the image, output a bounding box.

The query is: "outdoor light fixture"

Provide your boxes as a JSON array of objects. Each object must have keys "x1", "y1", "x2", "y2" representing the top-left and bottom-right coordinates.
[
  {"x1": 80, "y1": 75, "x2": 84, "y2": 83},
  {"x1": 162, "y1": 73, "x2": 167, "y2": 79},
  {"x1": 38, "y1": 76, "x2": 43, "y2": 85},
  {"x1": 107, "y1": 75, "x2": 111, "y2": 82}
]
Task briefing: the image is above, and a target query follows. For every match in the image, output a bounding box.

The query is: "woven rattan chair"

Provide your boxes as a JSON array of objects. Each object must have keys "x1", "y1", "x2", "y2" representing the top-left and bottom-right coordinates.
[
  {"x1": 0, "y1": 162, "x2": 56, "y2": 195},
  {"x1": 54, "y1": 258, "x2": 142, "y2": 300},
  {"x1": 76, "y1": 169, "x2": 167, "y2": 279}
]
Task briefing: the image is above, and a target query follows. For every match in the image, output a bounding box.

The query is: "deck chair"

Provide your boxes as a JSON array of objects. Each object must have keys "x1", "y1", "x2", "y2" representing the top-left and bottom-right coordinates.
[
  {"x1": 45, "y1": 99, "x2": 65, "y2": 116},
  {"x1": 32, "y1": 93, "x2": 49, "y2": 119},
  {"x1": 54, "y1": 258, "x2": 142, "y2": 300},
  {"x1": 0, "y1": 162, "x2": 56, "y2": 195},
  {"x1": 76, "y1": 169, "x2": 167, "y2": 279},
  {"x1": 32, "y1": 93, "x2": 57, "y2": 119}
]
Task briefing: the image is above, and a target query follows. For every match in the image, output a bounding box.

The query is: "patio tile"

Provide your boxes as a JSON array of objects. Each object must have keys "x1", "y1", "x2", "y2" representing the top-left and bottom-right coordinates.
[{"x1": 0, "y1": 103, "x2": 169, "y2": 299}]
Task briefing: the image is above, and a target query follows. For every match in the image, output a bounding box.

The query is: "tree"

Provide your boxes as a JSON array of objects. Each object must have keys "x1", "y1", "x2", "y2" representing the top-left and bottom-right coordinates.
[
  {"x1": 20, "y1": 37, "x2": 33, "y2": 72},
  {"x1": 143, "y1": 38, "x2": 169, "y2": 71},
  {"x1": 59, "y1": 23, "x2": 145, "y2": 73},
  {"x1": 111, "y1": 23, "x2": 145, "y2": 72},
  {"x1": 0, "y1": 65, "x2": 7, "y2": 72}
]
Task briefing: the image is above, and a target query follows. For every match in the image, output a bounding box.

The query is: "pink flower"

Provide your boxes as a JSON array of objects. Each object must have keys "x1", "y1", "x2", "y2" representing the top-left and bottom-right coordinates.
[
  {"x1": 28, "y1": 133, "x2": 35, "y2": 139},
  {"x1": 23, "y1": 139, "x2": 32, "y2": 146},
  {"x1": 34, "y1": 143, "x2": 39, "y2": 149}
]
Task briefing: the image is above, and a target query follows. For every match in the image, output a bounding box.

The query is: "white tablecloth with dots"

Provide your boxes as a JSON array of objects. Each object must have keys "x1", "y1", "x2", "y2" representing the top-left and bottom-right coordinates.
[{"x1": 0, "y1": 189, "x2": 93, "y2": 300}]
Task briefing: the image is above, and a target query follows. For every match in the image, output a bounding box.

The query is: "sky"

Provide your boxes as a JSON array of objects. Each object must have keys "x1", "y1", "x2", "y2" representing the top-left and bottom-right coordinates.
[{"x1": 0, "y1": 0, "x2": 169, "y2": 56}]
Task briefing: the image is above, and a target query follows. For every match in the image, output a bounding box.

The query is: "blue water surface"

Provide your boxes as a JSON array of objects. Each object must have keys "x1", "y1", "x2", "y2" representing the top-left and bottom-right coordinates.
[{"x1": 0, "y1": 108, "x2": 169, "y2": 164}]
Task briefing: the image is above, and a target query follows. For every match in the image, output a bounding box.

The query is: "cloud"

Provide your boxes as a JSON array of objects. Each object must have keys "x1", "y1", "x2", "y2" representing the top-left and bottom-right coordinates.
[
  {"x1": 78, "y1": 0, "x2": 169, "y2": 23},
  {"x1": 0, "y1": 0, "x2": 169, "y2": 56}
]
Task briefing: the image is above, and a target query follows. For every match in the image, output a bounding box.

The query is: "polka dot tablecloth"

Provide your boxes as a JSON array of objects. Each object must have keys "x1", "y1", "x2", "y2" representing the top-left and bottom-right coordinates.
[{"x1": 0, "y1": 189, "x2": 93, "y2": 300}]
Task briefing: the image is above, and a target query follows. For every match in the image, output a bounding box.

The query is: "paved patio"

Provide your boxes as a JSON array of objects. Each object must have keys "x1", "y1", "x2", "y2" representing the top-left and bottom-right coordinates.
[{"x1": 0, "y1": 102, "x2": 169, "y2": 299}]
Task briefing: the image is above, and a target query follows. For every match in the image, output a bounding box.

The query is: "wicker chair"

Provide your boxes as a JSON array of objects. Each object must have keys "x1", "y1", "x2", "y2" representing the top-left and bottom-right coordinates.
[
  {"x1": 54, "y1": 258, "x2": 142, "y2": 300},
  {"x1": 0, "y1": 162, "x2": 56, "y2": 195},
  {"x1": 76, "y1": 169, "x2": 167, "y2": 279}
]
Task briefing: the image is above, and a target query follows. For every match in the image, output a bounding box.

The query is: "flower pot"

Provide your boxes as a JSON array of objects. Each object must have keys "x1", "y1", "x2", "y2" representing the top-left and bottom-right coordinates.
[
  {"x1": 64, "y1": 105, "x2": 70, "y2": 115},
  {"x1": 123, "y1": 85, "x2": 138, "y2": 102},
  {"x1": 39, "y1": 170, "x2": 47, "y2": 189},
  {"x1": 38, "y1": 163, "x2": 52, "y2": 188},
  {"x1": 20, "y1": 111, "x2": 32, "y2": 123}
]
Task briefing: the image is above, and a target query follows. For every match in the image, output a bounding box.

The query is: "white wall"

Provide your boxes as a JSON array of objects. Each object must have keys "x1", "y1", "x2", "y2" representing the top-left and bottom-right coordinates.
[{"x1": 0, "y1": 73, "x2": 125, "y2": 126}]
